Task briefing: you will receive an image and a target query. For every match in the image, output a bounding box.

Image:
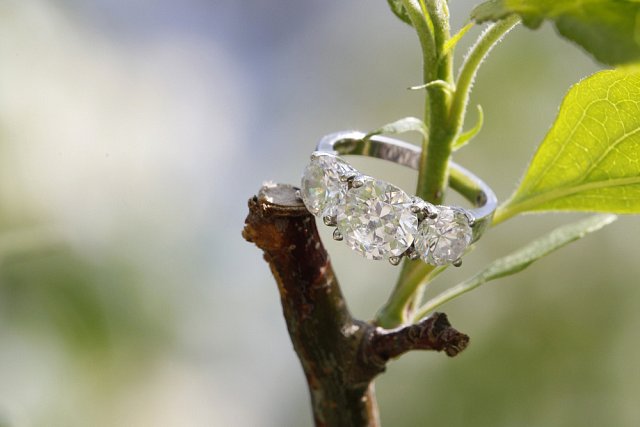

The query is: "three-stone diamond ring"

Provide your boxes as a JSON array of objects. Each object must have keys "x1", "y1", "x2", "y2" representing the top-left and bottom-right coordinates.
[{"x1": 300, "y1": 131, "x2": 497, "y2": 267}]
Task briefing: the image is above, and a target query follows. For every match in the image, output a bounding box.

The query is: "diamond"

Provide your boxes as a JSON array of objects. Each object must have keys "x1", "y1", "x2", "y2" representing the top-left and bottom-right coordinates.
[
  {"x1": 414, "y1": 206, "x2": 472, "y2": 266},
  {"x1": 300, "y1": 153, "x2": 355, "y2": 217},
  {"x1": 336, "y1": 177, "x2": 417, "y2": 260}
]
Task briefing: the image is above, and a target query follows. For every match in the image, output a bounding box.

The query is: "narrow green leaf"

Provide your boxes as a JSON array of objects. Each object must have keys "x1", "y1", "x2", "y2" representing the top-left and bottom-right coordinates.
[
  {"x1": 387, "y1": 0, "x2": 414, "y2": 27},
  {"x1": 365, "y1": 116, "x2": 429, "y2": 140},
  {"x1": 495, "y1": 68, "x2": 640, "y2": 223},
  {"x1": 452, "y1": 105, "x2": 484, "y2": 151},
  {"x1": 415, "y1": 214, "x2": 617, "y2": 317},
  {"x1": 408, "y1": 79, "x2": 455, "y2": 93},
  {"x1": 443, "y1": 22, "x2": 475, "y2": 57},
  {"x1": 471, "y1": 0, "x2": 534, "y2": 26},
  {"x1": 471, "y1": 0, "x2": 507, "y2": 20},
  {"x1": 471, "y1": 0, "x2": 640, "y2": 65}
]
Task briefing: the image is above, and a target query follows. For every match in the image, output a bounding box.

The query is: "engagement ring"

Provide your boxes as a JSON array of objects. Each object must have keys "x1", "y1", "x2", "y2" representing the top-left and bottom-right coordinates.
[{"x1": 300, "y1": 131, "x2": 497, "y2": 266}]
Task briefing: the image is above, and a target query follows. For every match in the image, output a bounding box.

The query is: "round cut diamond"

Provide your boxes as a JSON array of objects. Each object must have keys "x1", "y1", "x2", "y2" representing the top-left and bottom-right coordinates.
[
  {"x1": 336, "y1": 177, "x2": 417, "y2": 260},
  {"x1": 300, "y1": 153, "x2": 355, "y2": 217},
  {"x1": 414, "y1": 206, "x2": 472, "y2": 266}
]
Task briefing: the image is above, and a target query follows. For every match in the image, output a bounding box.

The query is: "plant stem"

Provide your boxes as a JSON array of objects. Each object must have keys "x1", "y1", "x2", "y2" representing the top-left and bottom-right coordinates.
[
  {"x1": 407, "y1": 0, "x2": 454, "y2": 319},
  {"x1": 378, "y1": 8, "x2": 519, "y2": 328},
  {"x1": 377, "y1": 0, "x2": 453, "y2": 327},
  {"x1": 416, "y1": 0, "x2": 454, "y2": 205}
]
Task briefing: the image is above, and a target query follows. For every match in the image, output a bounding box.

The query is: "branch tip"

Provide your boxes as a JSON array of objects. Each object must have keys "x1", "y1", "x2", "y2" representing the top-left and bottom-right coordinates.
[{"x1": 365, "y1": 312, "x2": 469, "y2": 365}]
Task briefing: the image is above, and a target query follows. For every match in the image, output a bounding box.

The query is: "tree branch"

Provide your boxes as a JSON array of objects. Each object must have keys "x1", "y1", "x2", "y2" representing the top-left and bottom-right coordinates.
[
  {"x1": 242, "y1": 183, "x2": 470, "y2": 426},
  {"x1": 363, "y1": 312, "x2": 469, "y2": 371}
]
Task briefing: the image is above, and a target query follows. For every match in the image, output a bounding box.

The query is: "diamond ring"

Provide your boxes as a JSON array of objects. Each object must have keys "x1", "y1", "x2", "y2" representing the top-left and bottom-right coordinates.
[{"x1": 300, "y1": 131, "x2": 497, "y2": 267}]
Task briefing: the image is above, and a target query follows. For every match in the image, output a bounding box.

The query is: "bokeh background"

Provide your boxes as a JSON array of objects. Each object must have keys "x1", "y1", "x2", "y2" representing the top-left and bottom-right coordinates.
[{"x1": 0, "y1": 1, "x2": 638, "y2": 426}]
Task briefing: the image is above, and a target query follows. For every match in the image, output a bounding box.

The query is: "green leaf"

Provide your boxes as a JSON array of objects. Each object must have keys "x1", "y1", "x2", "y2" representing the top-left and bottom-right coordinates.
[
  {"x1": 452, "y1": 105, "x2": 484, "y2": 151},
  {"x1": 415, "y1": 214, "x2": 617, "y2": 317},
  {"x1": 471, "y1": 0, "x2": 640, "y2": 65},
  {"x1": 387, "y1": 0, "x2": 414, "y2": 27},
  {"x1": 408, "y1": 79, "x2": 455, "y2": 93},
  {"x1": 365, "y1": 116, "x2": 429, "y2": 140},
  {"x1": 471, "y1": 0, "x2": 511, "y2": 23},
  {"x1": 495, "y1": 68, "x2": 640, "y2": 223},
  {"x1": 443, "y1": 21, "x2": 475, "y2": 57}
]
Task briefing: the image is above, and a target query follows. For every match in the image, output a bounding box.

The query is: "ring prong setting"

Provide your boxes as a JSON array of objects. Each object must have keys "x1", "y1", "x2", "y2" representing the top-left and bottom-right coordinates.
[
  {"x1": 410, "y1": 198, "x2": 438, "y2": 222},
  {"x1": 406, "y1": 246, "x2": 420, "y2": 261},
  {"x1": 349, "y1": 177, "x2": 365, "y2": 189},
  {"x1": 340, "y1": 171, "x2": 357, "y2": 183},
  {"x1": 388, "y1": 255, "x2": 402, "y2": 266},
  {"x1": 426, "y1": 205, "x2": 438, "y2": 219},
  {"x1": 323, "y1": 215, "x2": 337, "y2": 227},
  {"x1": 464, "y1": 211, "x2": 476, "y2": 227}
]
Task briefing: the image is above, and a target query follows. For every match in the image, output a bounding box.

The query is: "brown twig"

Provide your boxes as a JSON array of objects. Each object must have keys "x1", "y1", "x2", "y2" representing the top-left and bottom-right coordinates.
[
  {"x1": 242, "y1": 183, "x2": 469, "y2": 427},
  {"x1": 362, "y1": 313, "x2": 469, "y2": 372}
]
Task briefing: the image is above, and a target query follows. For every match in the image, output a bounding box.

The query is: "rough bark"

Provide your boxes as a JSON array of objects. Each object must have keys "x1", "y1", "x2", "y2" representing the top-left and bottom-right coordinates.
[{"x1": 242, "y1": 183, "x2": 469, "y2": 427}]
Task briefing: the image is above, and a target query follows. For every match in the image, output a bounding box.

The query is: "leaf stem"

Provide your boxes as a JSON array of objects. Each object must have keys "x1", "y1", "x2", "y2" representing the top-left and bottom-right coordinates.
[
  {"x1": 493, "y1": 175, "x2": 640, "y2": 225},
  {"x1": 449, "y1": 15, "x2": 520, "y2": 138},
  {"x1": 415, "y1": 281, "x2": 474, "y2": 320},
  {"x1": 415, "y1": 214, "x2": 617, "y2": 319}
]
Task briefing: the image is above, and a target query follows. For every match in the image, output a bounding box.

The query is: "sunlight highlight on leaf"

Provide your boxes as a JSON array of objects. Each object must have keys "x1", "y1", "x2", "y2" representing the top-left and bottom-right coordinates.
[
  {"x1": 495, "y1": 68, "x2": 640, "y2": 223},
  {"x1": 365, "y1": 116, "x2": 429, "y2": 140}
]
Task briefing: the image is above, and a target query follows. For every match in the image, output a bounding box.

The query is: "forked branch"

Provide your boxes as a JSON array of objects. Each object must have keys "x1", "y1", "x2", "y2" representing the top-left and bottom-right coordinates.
[{"x1": 243, "y1": 183, "x2": 469, "y2": 427}]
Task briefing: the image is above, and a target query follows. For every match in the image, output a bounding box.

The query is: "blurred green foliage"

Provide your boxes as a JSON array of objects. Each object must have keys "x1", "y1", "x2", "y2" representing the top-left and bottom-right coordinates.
[
  {"x1": 0, "y1": 242, "x2": 171, "y2": 359},
  {"x1": 378, "y1": 256, "x2": 633, "y2": 426}
]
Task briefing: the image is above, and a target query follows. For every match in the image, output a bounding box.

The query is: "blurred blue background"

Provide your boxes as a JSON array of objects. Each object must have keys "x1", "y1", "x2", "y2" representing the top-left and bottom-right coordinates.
[{"x1": 0, "y1": 1, "x2": 638, "y2": 426}]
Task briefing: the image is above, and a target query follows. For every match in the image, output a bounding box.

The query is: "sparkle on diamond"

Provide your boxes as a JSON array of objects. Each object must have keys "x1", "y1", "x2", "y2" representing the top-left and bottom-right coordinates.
[
  {"x1": 300, "y1": 153, "x2": 355, "y2": 217},
  {"x1": 414, "y1": 206, "x2": 472, "y2": 266},
  {"x1": 336, "y1": 177, "x2": 417, "y2": 260}
]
